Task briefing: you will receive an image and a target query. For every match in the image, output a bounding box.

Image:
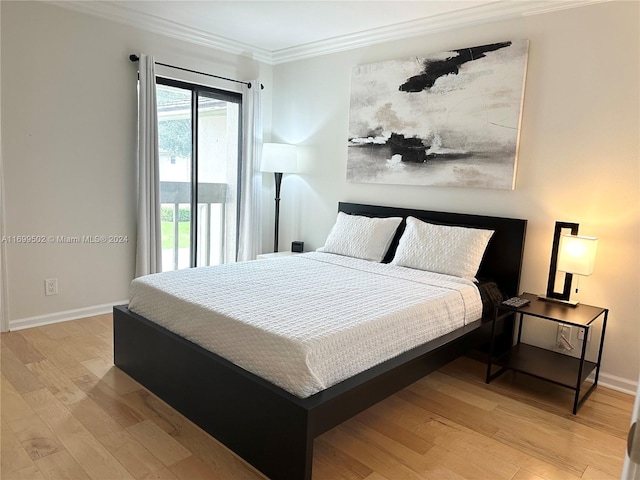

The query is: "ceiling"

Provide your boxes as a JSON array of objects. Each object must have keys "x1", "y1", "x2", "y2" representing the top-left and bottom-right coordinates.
[{"x1": 52, "y1": 0, "x2": 605, "y2": 64}]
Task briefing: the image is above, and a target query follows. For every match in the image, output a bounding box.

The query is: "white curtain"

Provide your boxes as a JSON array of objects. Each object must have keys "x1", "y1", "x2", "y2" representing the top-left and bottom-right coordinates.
[
  {"x1": 135, "y1": 54, "x2": 162, "y2": 277},
  {"x1": 237, "y1": 81, "x2": 263, "y2": 261}
]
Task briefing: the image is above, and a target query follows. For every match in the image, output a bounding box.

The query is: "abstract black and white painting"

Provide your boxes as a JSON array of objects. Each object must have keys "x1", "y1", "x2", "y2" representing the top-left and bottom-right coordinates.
[{"x1": 347, "y1": 40, "x2": 529, "y2": 189}]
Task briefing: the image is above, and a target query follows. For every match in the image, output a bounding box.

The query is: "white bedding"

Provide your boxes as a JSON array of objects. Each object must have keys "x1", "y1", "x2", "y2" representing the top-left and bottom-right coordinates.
[{"x1": 128, "y1": 252, "x2": 482, "y2": 398}]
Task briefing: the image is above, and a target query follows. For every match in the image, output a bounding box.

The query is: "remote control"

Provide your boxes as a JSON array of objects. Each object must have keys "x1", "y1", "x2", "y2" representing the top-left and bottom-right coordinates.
[{"x1": 502, "y1": 296, "x2": 531, "y2": 308}]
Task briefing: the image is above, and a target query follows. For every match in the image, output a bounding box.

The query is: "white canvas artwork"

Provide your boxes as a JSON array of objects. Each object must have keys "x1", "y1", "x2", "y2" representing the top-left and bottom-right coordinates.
[{"x1": 347, "y1": 40, "x2": 529, "y2": 190}]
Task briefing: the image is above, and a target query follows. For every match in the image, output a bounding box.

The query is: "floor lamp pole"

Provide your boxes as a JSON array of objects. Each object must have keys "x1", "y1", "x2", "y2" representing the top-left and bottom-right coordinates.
[{"x1": 273, "y1": 172, "x2": 283, "y2": 253}]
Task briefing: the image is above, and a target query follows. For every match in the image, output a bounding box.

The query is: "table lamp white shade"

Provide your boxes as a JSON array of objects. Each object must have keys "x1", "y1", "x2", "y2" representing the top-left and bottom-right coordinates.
[
  {"x1": 557, "y1": 234, "x2": 598, "y2": 276},
  {"x1": 261, "y1": 143, "x2": 298, "y2": 173}
]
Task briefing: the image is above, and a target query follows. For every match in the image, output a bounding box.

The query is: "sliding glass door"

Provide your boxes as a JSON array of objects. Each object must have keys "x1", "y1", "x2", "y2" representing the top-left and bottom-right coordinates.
[{"x1": 156, "y1": 79, "x2": 241, "y2": 271}]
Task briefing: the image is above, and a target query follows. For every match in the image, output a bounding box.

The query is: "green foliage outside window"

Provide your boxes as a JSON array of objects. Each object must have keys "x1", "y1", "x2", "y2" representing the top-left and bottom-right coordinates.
[
  {"x1": 157, "y1": 87, "x2": 192, "y2": 159},
  {"x1": 161, "y1": 206, "x2": 191, "y2": 222}
]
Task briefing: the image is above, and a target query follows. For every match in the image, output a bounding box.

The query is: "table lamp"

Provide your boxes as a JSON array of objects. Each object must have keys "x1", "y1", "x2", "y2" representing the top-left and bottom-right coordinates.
[
  {"x1": 261, "y1": 143, "x2": 298, "y2": 253},
  {"x1": 541, "y1": 221, "x2": 598, "y2": 306}
]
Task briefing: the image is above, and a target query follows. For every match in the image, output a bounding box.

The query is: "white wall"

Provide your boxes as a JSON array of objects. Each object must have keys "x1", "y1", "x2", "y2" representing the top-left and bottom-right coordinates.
[
  {"x1": 1, "y1": 1, "x2": 272, "y2": 327},
  {"x1": 271, "y1": 2, "x2": 640, "y2": 390},
  {"x1": 0, "y1": 1, "x2": 7, "y2": 332}
]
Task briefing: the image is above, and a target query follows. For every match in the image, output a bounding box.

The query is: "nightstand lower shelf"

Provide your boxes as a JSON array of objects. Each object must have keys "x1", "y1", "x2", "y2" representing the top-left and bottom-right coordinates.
[
  {"x1": 486, "y1": 293, "x2": 608, "y2": 414},
  {"x1": 492, "y1": 343, "x2": 597, "y2": 389}
]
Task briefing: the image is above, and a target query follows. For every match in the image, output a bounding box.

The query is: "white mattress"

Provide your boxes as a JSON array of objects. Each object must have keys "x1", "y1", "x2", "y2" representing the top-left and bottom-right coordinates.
[{"x1": 128, "y1": 252, "x2": 482, "y2": 398}]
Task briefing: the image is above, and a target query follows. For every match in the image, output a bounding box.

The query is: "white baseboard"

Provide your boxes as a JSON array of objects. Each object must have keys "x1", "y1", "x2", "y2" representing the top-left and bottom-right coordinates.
[
  {"x1": 597, "y1": 372, "x2": 638, "y2": 397},
  {"x1": 9, "y1": 300, "x2": 128, "y2": 331}
]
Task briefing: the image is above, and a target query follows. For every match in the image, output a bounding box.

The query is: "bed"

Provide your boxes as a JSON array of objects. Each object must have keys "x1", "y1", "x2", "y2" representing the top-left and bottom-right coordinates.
[{"x1": 114, "y1": 202, "x2": 527, "y2": 480}]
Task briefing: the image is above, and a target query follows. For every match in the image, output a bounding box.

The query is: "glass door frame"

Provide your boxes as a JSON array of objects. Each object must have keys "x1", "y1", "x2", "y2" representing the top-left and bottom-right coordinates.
[{"x1": 157, "y1": 76, "x2": 242, "y2": 268}]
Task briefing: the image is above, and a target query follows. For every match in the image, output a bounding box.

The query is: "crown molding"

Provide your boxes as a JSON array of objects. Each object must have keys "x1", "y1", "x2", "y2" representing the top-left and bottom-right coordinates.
[
  {"x1": 48, "y1": 0, "x2": 609, "y2": 66},
  {"x1": 47, "y1": 0, "x2": 273, "y2": 63},
  {"x1": 271, "y1": 0, "x2": 610, "y2": 64}
]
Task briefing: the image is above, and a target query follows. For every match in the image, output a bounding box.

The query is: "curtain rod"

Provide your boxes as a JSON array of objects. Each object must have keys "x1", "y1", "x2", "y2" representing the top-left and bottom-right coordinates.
[{"x1": 129, "y1": 54, "x2": 263, "y2": 90}]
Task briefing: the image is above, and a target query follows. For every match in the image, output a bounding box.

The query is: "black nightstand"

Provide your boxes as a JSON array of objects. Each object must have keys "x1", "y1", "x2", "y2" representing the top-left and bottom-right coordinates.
[{"x1": 486, "y1": 292, "x2": 608, "y2": 414}]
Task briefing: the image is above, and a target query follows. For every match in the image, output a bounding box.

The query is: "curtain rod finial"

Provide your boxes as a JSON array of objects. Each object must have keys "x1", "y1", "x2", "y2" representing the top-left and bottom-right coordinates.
[{"x1": 129, "y1": 54, "x2": 140, "y2": 62}]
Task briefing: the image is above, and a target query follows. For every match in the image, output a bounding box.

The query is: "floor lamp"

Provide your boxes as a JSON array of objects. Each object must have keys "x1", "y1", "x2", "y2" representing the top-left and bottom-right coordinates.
[{"x1": 261, "y1": 143, "x2": 298, "y2": 253}]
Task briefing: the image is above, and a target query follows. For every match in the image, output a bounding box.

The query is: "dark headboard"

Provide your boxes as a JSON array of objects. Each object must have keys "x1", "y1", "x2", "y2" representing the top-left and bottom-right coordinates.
[{"x1": 339, "y1": 202, "x2": 527, "y2": 298}]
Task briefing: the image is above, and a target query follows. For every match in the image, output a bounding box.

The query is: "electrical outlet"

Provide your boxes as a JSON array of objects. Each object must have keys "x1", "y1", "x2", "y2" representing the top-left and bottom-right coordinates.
[
  {"x1": 557, "y1": 323, "x2": 571, "y2": 344},
  {"x1": 578, "y1": 327, "x2": 591, "y2": 342},
  {"x1": 45, "y1": 278, "x2": 58, "y2": 296}
]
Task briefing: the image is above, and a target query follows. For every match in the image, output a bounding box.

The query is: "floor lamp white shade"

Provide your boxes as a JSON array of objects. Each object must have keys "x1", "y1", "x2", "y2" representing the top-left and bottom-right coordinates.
[
  {"x1": 261, "y1": 143, "x2": 298, "y2": 173},
  {"x1": 261, "y1": 143, "x2": 297, "y2": 252}
]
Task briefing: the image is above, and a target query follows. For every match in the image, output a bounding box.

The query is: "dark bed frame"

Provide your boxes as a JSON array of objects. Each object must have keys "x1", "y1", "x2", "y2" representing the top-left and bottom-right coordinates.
[{"x1": 114, "y1": 202, "x2": 527, "y2": 480}]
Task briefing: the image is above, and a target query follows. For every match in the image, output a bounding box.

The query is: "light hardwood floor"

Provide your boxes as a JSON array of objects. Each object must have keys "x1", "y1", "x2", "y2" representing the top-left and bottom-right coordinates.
[{"x1": 1, "y1": 314, "x2": 633, "y2": 480}]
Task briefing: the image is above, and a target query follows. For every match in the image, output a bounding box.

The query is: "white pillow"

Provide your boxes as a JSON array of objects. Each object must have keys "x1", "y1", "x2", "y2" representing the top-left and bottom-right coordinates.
[
  {"x1": 391, "y1": 217, "x2": 494, "y2": 280},
  {"x1": 317, "y1": 212, "x2": 402, "y2": 262}
]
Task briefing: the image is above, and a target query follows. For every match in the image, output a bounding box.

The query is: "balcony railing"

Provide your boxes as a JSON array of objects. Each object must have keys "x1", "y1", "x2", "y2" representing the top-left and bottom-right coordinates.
[{"x1": 160, "y1": 181, "x2": 228, "y2": 271}]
